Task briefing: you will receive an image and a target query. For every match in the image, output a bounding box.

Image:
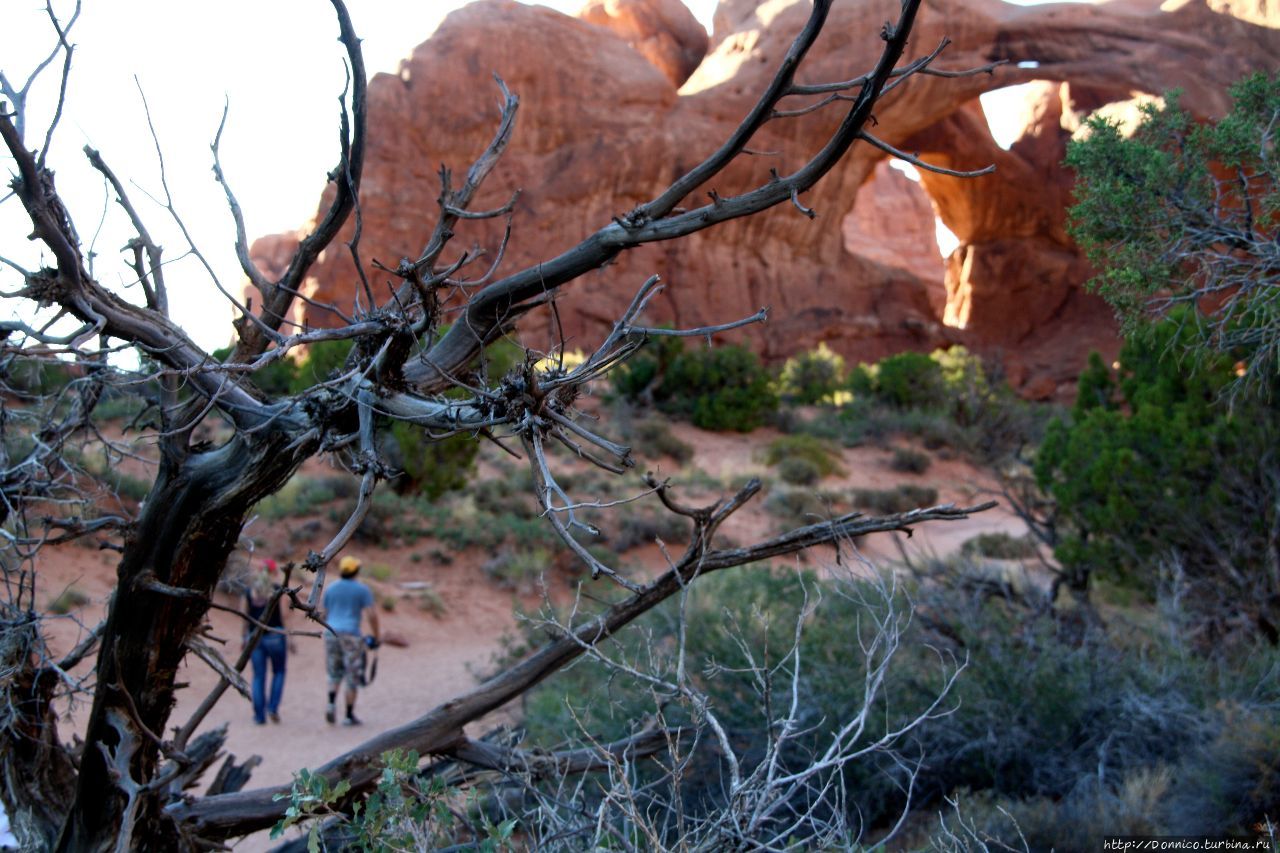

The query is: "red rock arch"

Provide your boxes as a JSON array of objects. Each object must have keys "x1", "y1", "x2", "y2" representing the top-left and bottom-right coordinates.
[{"x1": 252, "y1": 0, "x2": 1280, "y2": 398}]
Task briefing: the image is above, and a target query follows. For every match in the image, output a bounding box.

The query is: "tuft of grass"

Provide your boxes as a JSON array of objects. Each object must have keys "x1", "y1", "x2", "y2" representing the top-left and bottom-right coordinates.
[
  {"x1": 483, "y1": 547, "x2": 551, "y2": 591},
  {"x1": 606, "y1": 508, "x2": 690, "y2": 552},
  {"x1": 760, "y1": 435, "x2": 845, "y2": 479},
  {"x1": 365, "y1": 563, "x2": 395, "y2": 582},
  {"x1": 49, "y1": 586, "x2": 91, "y2": 614},
  {"x1": 961, "y1": 531, "x2": 1041, "y2": 560},
  {"x1": 415, "y1": 586, "x2": 447, "y2": 617},
  {"x1": 775, "y1": 456, "x2": 819, "y2": 485},
  {"x1": 379, "y1": 595, "x2": 397, "y2": 612},
  {"x1": 889, "y1": 446, "x2": 932, "y2": 474},
  {"x1": 850, "y1": 484, "x2": 938, "y2": 514},
  {"x1": 763, "y1": 488, "x2": 840, "y2": 528},
  {"x1": 255, "y1": 476, "x2": 339, "y2": 521},
  {"x1": 629, "y1": 418, "x2": 695, "y2": 463}
]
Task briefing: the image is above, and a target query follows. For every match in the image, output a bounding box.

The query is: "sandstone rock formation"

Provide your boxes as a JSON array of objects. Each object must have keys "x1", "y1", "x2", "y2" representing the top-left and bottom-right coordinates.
[
  {"x1": 252, "y1": 0, "x2": 1280, "y2": 399},
  {"x1": 577, "y1": 0, "x2": 709, "y2": 88}
]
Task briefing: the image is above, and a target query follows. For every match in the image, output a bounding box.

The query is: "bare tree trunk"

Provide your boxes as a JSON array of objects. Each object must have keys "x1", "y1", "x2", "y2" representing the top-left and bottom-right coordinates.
[
  {"x1": 0, "y1": 620, "x2": 78, "y2": 850},
  {"x1": 55, "y1": 430, "x2": 314, "y2": 851}
]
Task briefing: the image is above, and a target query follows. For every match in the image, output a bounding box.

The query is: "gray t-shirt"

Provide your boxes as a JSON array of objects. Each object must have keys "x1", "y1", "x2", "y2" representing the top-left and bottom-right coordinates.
[{"x1": 323, "y1": 578, "x2": 374, "y2": 636}]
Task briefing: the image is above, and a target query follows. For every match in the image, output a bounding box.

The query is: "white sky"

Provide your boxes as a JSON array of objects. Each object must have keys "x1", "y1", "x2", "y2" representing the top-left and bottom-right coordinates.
[{"x1": 1, "y1": 0, "x2": 1060, "y2": 351}]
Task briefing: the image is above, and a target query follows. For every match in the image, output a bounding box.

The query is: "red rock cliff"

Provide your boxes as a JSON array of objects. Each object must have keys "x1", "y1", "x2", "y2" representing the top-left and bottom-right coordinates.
[{"x1": 251, "y1": 0, "x2": 1280, "y2": 398}]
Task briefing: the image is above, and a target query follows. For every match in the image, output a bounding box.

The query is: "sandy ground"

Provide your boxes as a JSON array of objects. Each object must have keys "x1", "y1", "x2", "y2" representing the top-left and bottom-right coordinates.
[{"x1": 24, "y1": 418, "x2": 1038, "y2": 851}]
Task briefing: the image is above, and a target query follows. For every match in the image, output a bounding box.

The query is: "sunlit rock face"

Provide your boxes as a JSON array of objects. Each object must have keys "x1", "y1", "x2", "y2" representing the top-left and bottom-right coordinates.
[
  {"x1": 577, "y1": 0, "x2": 709, "y2": 88},
  {"x1": 251, "y1": 0, "x2": 1280, "y2": 399}
]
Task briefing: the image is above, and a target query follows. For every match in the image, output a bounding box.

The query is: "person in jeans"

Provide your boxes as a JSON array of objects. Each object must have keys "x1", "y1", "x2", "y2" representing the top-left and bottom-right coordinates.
[
  {"x1": 243, "y1": 558, "x2": 292, "y2": 724},
  {"x1": 322, "y1": 555, "x2": 380, "y2": 725}
]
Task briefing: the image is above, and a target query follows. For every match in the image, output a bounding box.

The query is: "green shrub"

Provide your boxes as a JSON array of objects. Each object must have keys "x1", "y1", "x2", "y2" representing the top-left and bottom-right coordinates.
[
  {"x1": 847, "y1": 363, "x2": 876, "y2": 397},
  {"x1": 483, "y1": 547, "x2": 551, "y2": 591},
  {"x1": 513, "y1": 554, "x2": 1280, "y2": 846},
  {"x1": 350, "y1": 489, "x2": 443, "y2": 544},
  {"x1": 762, "y1": 488, "x2": 837, "y2": 527},
  {"x1": 628, "y1": 417, "x2": 694, "y2": 463},
  {"x1": 471, "y1": 471, "x2": 538, "y2": 517},
  {"x1": 960, "y1": 532, "x2": 1040, "y2": 561},
  {"x1": 1066, "y1": 72, "x2": 1280, "y2": 391},
  {"x1": 820, "y1": 347, "x2": 1044, "y2": 464},
  {"x1": 871, "y1": 351, "x2": 946, "y2": 409},
  {"x1": 889, "y1": 446, "x2": 931, "y2": 474},
  {"x1": 667, "y1": 345, "x2": 777, "y2": 431},
  {"x1": 365, "y1": 563, "x2": 394, "y2": 582},
  {"x1": 92, "y1": 392, "x2": 149, "y2": 423},
  {"x1": 610, "y1": 333, "x2": 683, "y2": 402},
  {"x1": 850, "y1": 484, "x2": 937, "y2": 514},
  {"x1": 254, "y1": 476, "x2": 338, "y2": 520},
  {"x1": 289, "y1": 339, "x2": 355, "y2": 393},
  {"x1": 605, "y1": 507, "x2": 689, "y2": 552},
  {"x1": 761, "y1": 434, "x2": 845, "y2": 478},
  {"x1": 776, "y1": 456, "x2": 821, "y2": 485},
  {"x1": 387, "y1": 422, "x2": 478, "y2": 501},
  {"x1": 1035, "y1": 314, "x2": 1280, "y2": 635},
  {"x1": 1162, "y1": 705, "x2": 1280, "y2": 835},
  {"x1": 778, "y1": 342, "x2": 846, "y2": 404},
  {"x1": 471, "y1": 333, "x2": 525, "y2": 386},
  {"x1": 272, "y1": 749, "x2": 516, "y2": 851},
  {"x1": 618, "y1": 339, "x2": 778, "y2": 432}
]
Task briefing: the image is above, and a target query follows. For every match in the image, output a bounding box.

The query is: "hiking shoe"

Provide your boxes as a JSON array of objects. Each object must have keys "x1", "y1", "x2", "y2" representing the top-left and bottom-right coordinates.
[
  {"x1": 324, "y1": 705, "x2": 335, "y2": 725},
  {"x1": 342, "y1": 714, "x2": 362, "y2": 727}
]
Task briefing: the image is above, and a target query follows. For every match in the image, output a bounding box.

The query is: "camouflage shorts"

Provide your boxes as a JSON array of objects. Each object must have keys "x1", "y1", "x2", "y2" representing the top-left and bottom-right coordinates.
[{"x1": 324, "y1": 632, "x2": 366, "y2": 689}]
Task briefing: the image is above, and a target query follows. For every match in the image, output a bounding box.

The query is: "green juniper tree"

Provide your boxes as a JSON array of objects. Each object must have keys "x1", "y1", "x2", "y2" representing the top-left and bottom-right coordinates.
[{"x1": 1066, "y1": 72, "x2": 1280, "y2": 392}]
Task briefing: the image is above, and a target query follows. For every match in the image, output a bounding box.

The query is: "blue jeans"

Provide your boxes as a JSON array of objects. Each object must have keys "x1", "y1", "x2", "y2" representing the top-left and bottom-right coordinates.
[{"x1": 251, "y1": 633, "x2": 287, "y2": 722}]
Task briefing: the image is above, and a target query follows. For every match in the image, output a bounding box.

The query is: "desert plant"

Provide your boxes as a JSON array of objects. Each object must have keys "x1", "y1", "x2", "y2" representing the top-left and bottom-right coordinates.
[
  {"x1": 761, "y1": 434, "x2": 845, "y2": 477},
  {"x1": 387, "y1": 420, "x2": 479, "y2": 500},
  {"x1": 515, "y1": 563, "x2": 966, "y2": 848},
  {"x1": 655, "y1": 343, "x2": 779, "y2": 432},
  {"x1": 872, "y1": 351, "x2": 947, "y2": 409},
  {"x1": 779, "y1": 342, "x2": 846, "y2": 404},
  {"x1": 960, "y1": 532, "x2": 1040, "y2": 561},
  {"x1": 627, "y1": 417, "x2": 695, "y2": 463},
  {"x1": 890, "y1": 446, "x2": 932, "y2": 474},
  {"x1": 1066, "y1": 71, "x2": 1280, "y2": 392},
  {"x1": 763, "y1": 487, "x2": 841, "y2": 527},
  {"x1": 365, "y1": 562, "x2": 394, "y2": 582},
  {"x1": 254, "y1": 476, "x2": 339, "y2": 521},
  {"x1": 482, "y1": 547, "x2": 552, "y2": 591},
  {"x1": 1035, "y1": 314, "x2": 1280, "y2": 638},
  {"x1": 851, "y1": 484, "x2": 939, "y2": 514},
  {"x1": 48, "y1": 586, "x2": 91, "y2": 615},
  {"x1": 605, "y1": 506, "x2": 690, "y2": 552},
  {"x1": 777, "y1": 455, "x2": 822, "y2": 485},
  {"x1": 288, "y1": 338, "x2": 356, "y2": 393},
  {"x1": 609, "y1": 331, "x2": 684, "y2": 404}
]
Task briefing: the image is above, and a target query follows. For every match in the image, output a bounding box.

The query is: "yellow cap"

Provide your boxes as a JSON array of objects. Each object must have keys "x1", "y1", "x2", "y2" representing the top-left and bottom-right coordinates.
[{"x1": 338, "y1": 555, "x2": 361, "y2": 577}]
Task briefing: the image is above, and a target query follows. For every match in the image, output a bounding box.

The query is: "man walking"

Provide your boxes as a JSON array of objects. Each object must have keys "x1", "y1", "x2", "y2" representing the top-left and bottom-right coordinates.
[{"x1": 321, "y1": 555, "x2": 380, "y2": 725}]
